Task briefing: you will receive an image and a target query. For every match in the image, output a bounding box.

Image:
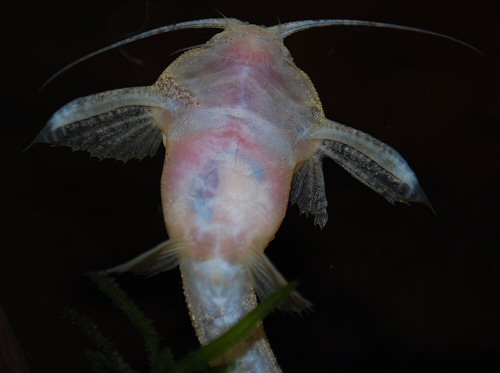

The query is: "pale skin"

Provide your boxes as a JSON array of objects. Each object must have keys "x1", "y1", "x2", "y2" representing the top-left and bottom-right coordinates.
[{"x1": 30, "y1": 18, "x2": 459, "y2": 371}]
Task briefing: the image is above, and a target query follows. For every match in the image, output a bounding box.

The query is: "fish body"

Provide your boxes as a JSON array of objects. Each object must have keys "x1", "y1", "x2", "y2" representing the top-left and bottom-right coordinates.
[
  {"x1": 160, "y1": 21, "x2": 320, "y2": 262},
  {"x1": 33, "y1": 18, "x2": 434, "y2": 372},
  {"x1": 158, "y1": 23, "x2": 319, "y2": 370}
]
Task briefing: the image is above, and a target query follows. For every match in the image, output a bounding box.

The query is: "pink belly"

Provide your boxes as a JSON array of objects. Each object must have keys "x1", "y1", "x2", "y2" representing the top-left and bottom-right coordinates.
[{"x1": 161, "y1": 120, "x2": 291, "y2": 263}]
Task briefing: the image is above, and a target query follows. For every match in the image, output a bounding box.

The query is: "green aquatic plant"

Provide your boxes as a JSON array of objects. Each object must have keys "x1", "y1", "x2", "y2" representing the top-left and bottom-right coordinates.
[{"x1": 66, "y1": 273, "x2": 296, "y2": 373}]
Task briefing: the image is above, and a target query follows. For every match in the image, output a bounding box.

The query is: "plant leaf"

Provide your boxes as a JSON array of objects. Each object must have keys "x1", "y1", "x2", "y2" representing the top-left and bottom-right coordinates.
[
  {"x1": 172, "y1": 282, "x2": 297, "y2": 373},
  {"x1": 63, "y1": 307, "x2": 137, "y2": 373},
  {"x1": 88, "y1": 272, "x2": 175, "y2": 372}
]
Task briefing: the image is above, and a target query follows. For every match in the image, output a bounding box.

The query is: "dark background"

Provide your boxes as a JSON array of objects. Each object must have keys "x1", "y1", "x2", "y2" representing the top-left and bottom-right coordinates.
[{"x1": 2, "y1": 0, "x2": 499, "y2": 372}]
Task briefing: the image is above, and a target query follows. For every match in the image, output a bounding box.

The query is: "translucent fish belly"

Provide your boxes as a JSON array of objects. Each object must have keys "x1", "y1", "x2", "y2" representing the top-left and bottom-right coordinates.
[{"x1": 161, "y1": 119, "x2": 292, "y2": 263}]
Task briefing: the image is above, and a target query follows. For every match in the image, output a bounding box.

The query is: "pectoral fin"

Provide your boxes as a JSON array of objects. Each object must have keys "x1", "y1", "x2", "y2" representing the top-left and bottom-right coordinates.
[
  {"x1": 30, "y1": 84, "x2": 191, "y2": 161},
  {"x1": 310, "y1": 118, "x2": 434, "y2": 212}
]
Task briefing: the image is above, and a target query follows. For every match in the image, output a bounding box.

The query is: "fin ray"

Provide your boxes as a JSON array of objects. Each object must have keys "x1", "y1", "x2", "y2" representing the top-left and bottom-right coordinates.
[
  {"x1": 311, "y1": 118, "x2": 433, "y2": 210},
  {"x1": 103, "y1": 240, "x2": 183, "y2": 276},
  {"x1": 31, "y1": 86, "x2": 178, "y2": 161},
  {"x1": 247, "y1": 251, "x2": 312, "y2": 313},
  {"x1": 290, "y1": 152, "x2": 329, "y2": 228}
]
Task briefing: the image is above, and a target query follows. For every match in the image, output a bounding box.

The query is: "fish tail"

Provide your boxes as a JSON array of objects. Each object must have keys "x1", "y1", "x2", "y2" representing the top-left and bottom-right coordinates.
[
  {"x1": 103, "y1": 242, "x2": 309, "y2": 371},
  {"x1": 180, "y1": 257, "x2": 282, "y2": 372}
]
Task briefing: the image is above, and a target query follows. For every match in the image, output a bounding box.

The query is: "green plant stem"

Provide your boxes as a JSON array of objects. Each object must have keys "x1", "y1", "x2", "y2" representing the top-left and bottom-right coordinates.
[{"x1": 172, "y1": 282, "x2": 297, "y2": 373}]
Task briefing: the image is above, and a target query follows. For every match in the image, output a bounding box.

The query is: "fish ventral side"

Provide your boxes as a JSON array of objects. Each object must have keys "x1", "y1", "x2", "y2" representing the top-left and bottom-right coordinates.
[
  {"x1": 158, "y1": 19, "x2": 325, "y2": 264},
  {"x1": 32, "y1": 18, "x2": 436, "y2": 372}
]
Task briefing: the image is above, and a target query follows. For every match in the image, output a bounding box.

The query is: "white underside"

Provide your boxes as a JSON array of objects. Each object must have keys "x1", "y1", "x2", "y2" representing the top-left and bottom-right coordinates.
[{"x1": 180, "y1": 257, "x2": 281, "y2": 372}]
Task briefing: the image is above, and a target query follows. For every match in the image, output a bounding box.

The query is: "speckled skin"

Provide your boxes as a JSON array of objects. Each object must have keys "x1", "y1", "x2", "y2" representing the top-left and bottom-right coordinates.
[
  {"x1": 156, "y1": 20, "x2": 323, "y2": 371},
  {"x1": 158, "y1": 20, "x2": 322, "y2": 258}
]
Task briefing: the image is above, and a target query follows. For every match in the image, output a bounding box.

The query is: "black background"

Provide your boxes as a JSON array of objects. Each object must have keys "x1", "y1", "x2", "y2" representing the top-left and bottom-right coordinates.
[{"x1": 2, "y1": 0, "x2": 499, "y2": 372}]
